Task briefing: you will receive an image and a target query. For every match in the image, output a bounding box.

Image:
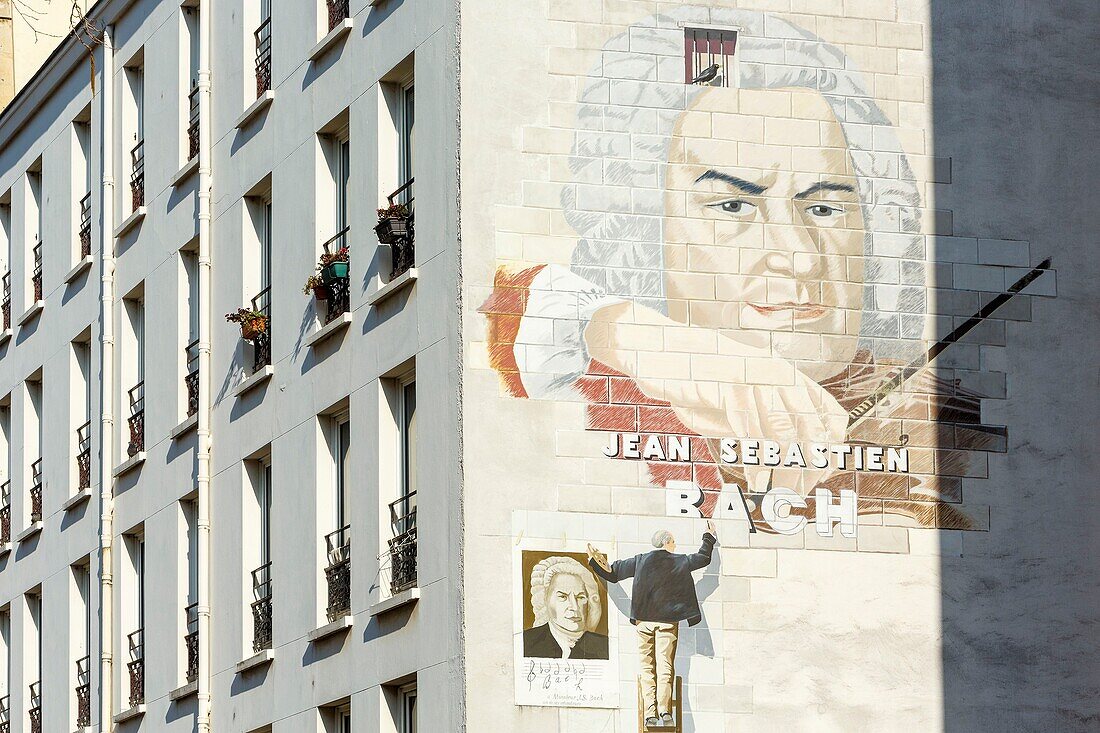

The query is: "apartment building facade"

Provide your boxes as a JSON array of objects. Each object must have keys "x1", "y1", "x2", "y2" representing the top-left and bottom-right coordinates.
[
  {"x1": 0, "y1": 0, "x2": 1096, "y2": 732},
  {"x1": 0, "y1": 0, "x2": 458, "y2": 731}
]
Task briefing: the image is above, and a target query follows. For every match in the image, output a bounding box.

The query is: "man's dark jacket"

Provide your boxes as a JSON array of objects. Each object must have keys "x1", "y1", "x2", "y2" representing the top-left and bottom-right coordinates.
[
  {"x1": 522, "y1": 624, "x2": 609, "y2": 659},
  {"x1": 589, "y1": 533, "x2": 716, "y2": 626}
]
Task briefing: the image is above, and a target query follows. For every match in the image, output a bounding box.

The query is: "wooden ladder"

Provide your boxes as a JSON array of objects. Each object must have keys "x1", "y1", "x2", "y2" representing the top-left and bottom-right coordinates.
[{"x1": 636, "y1": 675, "x2": 682, "y2": 732}]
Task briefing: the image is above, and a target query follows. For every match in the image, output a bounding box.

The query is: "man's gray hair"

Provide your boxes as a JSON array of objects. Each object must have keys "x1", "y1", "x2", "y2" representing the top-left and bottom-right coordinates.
[
  {"x1": 562, "y1": 7, "x2": 928, "y2": 365},
  {"x1": 652, "y1": 530, "x2": 674, "y2": 548}
]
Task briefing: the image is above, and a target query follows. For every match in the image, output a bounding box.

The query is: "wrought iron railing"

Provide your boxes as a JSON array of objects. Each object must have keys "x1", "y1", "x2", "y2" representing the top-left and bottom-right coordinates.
[
  {"x1": 1, "y1": 271, "x2": 9, "y2": 330},
  {"x1": 0, "y1": 694, "x2": 8, "y2": 733},
  {"x1": 75, "y1": 654, "x2": 91, "y2": 728},
  {"x1": 79, "y1": 193, "x2": 92, "y2": 258},
  {"x1": 187, "y1": 86, "x2": 200, "y2": 161},
  {"x1": 127, "y1": 381, "x2": 145, "y2": 456},
  {"x1": 28, "y1": 681, "x2": 40, "y2": 733},
  {"x1": 31, "y1": 241, "x2": 42, "y2": 301},
  {"x1": 387, "y1": 492, "x2": 417, "y2": 594},
  {"x1": 77, "y1": 420, "x2": 92, "y2": 490},
  {"x1": 251, "y1": 562, "x2": 273, "y2": 652},
  {"x1": 325, "y1": 525, "x2": 351, "y2": 621},
  {"x1": 30, "y1": 458, "x2": 43, "y2": 522},
  {"x1": 130, "y1": 140, "x2": 145, "y2": 211},
  {"x1": 320, "y1": 227, "x2": 350, "y2": 325},
  {"x1": 127, "y1": 629, "x2": 145, "y2": 707},
  {"x1": 185, "y1": 602, "x2": 199, "y2": 682},
  {"x1": 0, "y1": 480, "x2": 9, "y2": 544},
  {"x1": 250, "y1": 287, "x2": 271, "y2": 374},
  {"x1": 327, "y1": 0, "x2": 350, "y2": 31},
  {"x1": 254, "y1": 18, "x2": 272, "y2": 97},
  {"x1": 386, "y1": 179, "x2": 415, "y2": 280},
  {"x1": 185, "y1": 339, "x2": 200, "y2": 417}
]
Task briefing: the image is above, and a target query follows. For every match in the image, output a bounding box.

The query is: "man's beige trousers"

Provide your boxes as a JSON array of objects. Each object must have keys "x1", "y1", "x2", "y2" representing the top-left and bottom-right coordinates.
[{"x1": 636, "y1": 621, "x2": 678, "y2": 718}]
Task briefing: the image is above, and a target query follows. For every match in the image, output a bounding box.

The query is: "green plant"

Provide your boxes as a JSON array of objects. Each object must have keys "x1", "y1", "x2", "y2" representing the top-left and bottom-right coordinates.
[
  {"x1": 302, "y1": 274, "x2": 323, "y2": 295},
  {"x1": 224, "y1": 307, "x2": 265, "y2": 325},
  {"x1": 319, "y1": 246, "x2": 349, "y2": 267},
  {"x1": 377, "y1": 203, "x2": 409, "y2": 220}
]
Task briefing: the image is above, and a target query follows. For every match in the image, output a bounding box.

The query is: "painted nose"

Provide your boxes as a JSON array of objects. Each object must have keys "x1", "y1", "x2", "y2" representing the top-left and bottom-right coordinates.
[{"x1": 762, "y1": 204, "x2": 822, "y2": 279}]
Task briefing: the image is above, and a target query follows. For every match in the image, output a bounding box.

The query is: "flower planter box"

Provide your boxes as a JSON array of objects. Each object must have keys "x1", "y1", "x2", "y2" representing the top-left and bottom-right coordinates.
[
  {"x1": 241, "y1": 317, "x2": 268, "y2": 341},
  {"x1": 321, "y1": 261, "x2": 349, "y2": 284},
  {"x1": 313, "y1": 283, "x2": 329, "y2": 301},
  {"x1": 374, "y1": 216, "x2": 408, "y2": 245}
]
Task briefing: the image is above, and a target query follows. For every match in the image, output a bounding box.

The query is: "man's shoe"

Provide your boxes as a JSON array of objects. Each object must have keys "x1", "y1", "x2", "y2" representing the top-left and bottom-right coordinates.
[
  {"x1": 644, "y1": 717, "x2": 661, "y2": 729},
  {"x1": 660, "y1": 712, "x2": 675, "y2": 727}
]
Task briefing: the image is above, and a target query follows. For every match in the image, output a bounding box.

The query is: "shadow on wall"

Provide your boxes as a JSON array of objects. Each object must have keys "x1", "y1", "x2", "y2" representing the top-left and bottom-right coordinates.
[{"x1": 928, "y1": 2, "x2": 1100, "y2": 730}]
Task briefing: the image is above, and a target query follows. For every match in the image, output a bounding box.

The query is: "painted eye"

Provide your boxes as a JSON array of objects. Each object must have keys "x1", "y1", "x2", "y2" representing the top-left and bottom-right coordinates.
[
  {"x1": 710, "y1": 200, "x2": 757, "y2": 216},
  {"x1": 807, "y1": 204, "x2": 843, "y2": 218}
]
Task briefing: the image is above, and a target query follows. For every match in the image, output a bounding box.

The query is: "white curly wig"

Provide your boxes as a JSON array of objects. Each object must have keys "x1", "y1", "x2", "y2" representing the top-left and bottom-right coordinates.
[{"x1": 529, "y1": 556, "x2": 603, "y2": 630}]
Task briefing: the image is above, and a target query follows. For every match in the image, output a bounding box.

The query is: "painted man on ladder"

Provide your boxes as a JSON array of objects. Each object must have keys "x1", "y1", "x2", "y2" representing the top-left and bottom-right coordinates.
[{"x1": 587, "y1": 522, "x2": 718, "y2": 729}]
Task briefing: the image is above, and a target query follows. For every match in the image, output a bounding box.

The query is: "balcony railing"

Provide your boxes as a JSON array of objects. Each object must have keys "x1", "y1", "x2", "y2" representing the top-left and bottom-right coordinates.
[
  {"x1": 31, "y1": 241, "x2": 42, "y2": 301},
  {"x1": 250, "y1": 287, "x2": 272, "y2": 374},
  {"x1": 2, "y1": 271, "x2": 9, "y2": 330},
  {"x1": 327, "y1": 0, "x2": 350, "y2": 31},
  {"x1": 0, "y1": 694, "x2": 8, "y2": 733},
  {"x1": 387, "y1": 492, "x2": 417, "y2": 594},
  {"x1": 251, "y1": 562, "x2": 273, "y2": 652},
  {"x1": 325, "y1": 525, "x2": 351, "y2": 621},
  {"x1": 320, "y1": 227, "x2": 350, "y2": 325},
  {"x1": 386, "y1": 179, "x2": 415, "y2": 281},
  {"x1": 30, "y1": 458, "x2": 43, "y2": 523},
  {"x1": 127, "y1": 381, "x2": 145, "y2": 456},
  {"x1": 185, "y1": 602, "x2": 199, "y2": 683},
  {"x1": 130, "y1": 140, "x2": 145, "y2": 211},
  {"x1": 28, "y1": 681, "x2": 40, "y2": 733},
  {"x1": 0, "y1": 480, "x2": 9, "y2": 544},
  {"x1": 79, "y1": 193, "x2": 93, "y2": 258},
  {"x1": 127, "y1": 629, "x2": 145, "y2": 707},
  {"x1": 254, "y1": 18, "x2": 272, "y2": 97},
  {"x1": 77, "y1": 420, "x2": 92, "y2": 490},
  {"x1": 75, "y1": 654, "x2": 91, "y2": 728},
  {"x1": 187, "y1": 86, "x2": 200, "y2": 161},
  {"x1": 185, "y1": 339, "x2": 200, "y2": 417}
]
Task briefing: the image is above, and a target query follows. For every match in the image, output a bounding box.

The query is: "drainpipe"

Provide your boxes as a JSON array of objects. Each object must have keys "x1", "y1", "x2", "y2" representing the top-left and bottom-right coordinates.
[
  {"x1": 97, "y1": 23, "x2": 116, "y2": 733},
  {"x1": 196, "y1": 0, "x2": 212, "y2": 729}
]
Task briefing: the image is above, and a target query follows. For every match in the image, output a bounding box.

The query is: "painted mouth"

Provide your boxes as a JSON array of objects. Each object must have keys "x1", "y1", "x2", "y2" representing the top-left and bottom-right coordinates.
[{"x1": 748, "y1": 302, "x2": 829, "y2": 319}]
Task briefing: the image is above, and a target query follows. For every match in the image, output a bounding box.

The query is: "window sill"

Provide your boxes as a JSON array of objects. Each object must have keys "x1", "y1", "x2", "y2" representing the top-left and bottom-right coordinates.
[
  {"x1": 17, "y1": 300, "x2": 44, "y2": 327},
  {"x1": 366, "y1": 268, "x2": 417, "y2": 307},
  {"x1": 309, "y1": 18, "x2": 353, "y2": 62},
  {"x1": 236, "y1": 648, "x2": 274, "y2": 674},
  {"x1": 15, "y1": 521, "x2": 42, "y2": 543},
  {"x1": 235, "y1": 90, "x2": 275, "y2": 130},
  {"x1": 112, "y1": 452, "x2": 146, "y2": 478},
  {"x1": 170, "y1": 157, "x2": 199, "y2": 188},
  {"x1": 169, "y1": 680, "x2": 198, "y2": 701},
  {"x1": 170, "y1": 413, "x2": 198, "y2": 440},
  {"x1": 113, "y1": 704, "x2": 145, "y2": 723},
  {"x1": 62, "y1": 488, "x2": 91, "y2": 511},
  {"x1": 114, "y1": 206, "x2": 147, "y2": 238},
  {"x1": 307, "y1": 614, "x2": 353, "y2": 642},
  {"x1": 65, "y1": 254, "x2": 94, "y2": 284},
  {"x1": 304, "y1": 311, "x2": 352, "y2": 348},
  {"x1": 369, "y1": 587, "x2": 420, "y2": 617},
  {"x1": 232, "y1": 365, "x2": 274, "y2": 398},
  {"x1": 0, "y1": 328, "x2": 10, "y2": 346}
]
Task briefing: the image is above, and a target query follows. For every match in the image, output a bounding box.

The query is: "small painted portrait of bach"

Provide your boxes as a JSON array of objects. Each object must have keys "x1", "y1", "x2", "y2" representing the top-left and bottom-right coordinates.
[{"x1": 523, "y1": 555, "x2": 609, "y2": 660}]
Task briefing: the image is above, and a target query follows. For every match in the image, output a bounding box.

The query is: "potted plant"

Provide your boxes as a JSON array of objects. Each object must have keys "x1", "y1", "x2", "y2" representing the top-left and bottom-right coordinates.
[
  {"x1": 319, "y1": 246, "x2": 350, "y2": 284},
  {"x1": 302, "y1": 274, "x2": 328, "y2": 300},
  {"x1": 375, "y1": 203, "x2": 409, "y2": 244},
  {"x1": 225, "y1": 307, "x2": 268, "y2": 341}
]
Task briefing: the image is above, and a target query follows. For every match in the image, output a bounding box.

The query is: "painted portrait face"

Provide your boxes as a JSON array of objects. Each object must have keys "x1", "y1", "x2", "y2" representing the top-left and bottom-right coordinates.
[
  {"x1": 663, "y1": 86, "x2": 866, "y2": 375},
  {"x1": 545, "y1": 572, "x2": 590, "y2": 634}
]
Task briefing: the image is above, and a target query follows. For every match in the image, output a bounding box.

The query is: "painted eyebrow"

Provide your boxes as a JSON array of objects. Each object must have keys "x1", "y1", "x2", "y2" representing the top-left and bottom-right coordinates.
[
  {"x1": 694, "y1": 170, "x2": 768, "y2": 196},
  {"x1": 794, "y1": 181, "x2": 857, "y2": 199}
]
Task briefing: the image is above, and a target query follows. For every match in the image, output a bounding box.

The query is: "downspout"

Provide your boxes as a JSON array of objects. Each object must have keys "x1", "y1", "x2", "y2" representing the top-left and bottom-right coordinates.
[
  {"x1": 195, "y1": 0, "x2": 212, "y2": 729},
  {"x1": 97, "y1": 23, "x2": 116, "y2": 733}
]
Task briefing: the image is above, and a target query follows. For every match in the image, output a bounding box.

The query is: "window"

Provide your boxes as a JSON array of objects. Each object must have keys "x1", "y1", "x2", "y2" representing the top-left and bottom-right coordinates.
[
  {"x1": 73, "y1": 117, "x2": 92, "y2": 261},
  {"x1": 72, "y1": 561, "x2": 92, "y2": 728},
  {"x1": 0, "y1": 606, "x2": 9, "y2": 723},
  {"x1": 123, "y1": 289, "x2": 146, "y2": 457},
  {"x1": 124, "y1": 531, "x2": 146, "y2": 708},
  {"x1": 399, "y1": 82, "x2": 414, "y2": 196},
  {"x1": 379, "y1": 70, "x2": 415, "y2": 281},
  {"x1": 249, "y1": 457, "x2": 273, "y2": 652},
  {"x1": 245, "y1": 194, "x2": 273, "y2": 373},
  {"x1": 0, "y1": 195, "x2": 10, "y2": 331},
  {"x1": 27, "y1": 168, "x2": 42, "y2": 303},
  {"x1": 182, "y1": 248, "x2": 200, "y2": 417},
  {"x1": 124, "y1": 57, "x2": 146, "y2": 211},
  {"x1": 72, "y1": 336, "x2": 92, "y2": 492},
  {"x1": 25, "y1": 377, "x2": 42, "y2": 525},
  {"x1": 182, "y1": 2, "x2": 200, "y2": 162},
  {"x1": 400, "y1": 378, "x2": 417, "y2": 502},
  {"x1": 683, "y1": 27, "x2": 737, "y2": 87},
  {"x1": 25, "y1": 591, "x2": 41, "y2": 727},
  {"x1": 318, "y1": 126, "x2": 350, "y2": 323},
  {"x1": 384, "y1": 373, "x2": 417, "y2": 595},
  {"x1": 183, "y1": 500, "x2": 199, "y2": 682},
  {"x1": 254, "y1": 0, "x2": 273, "y2": 97},
  {"x1": 400, "y1": 684, "x2": 417, "y2": 733},
  {"x1": 324, "y1": 416, "x2": 351, "y2": 621},
  {"x1": 0, "y1": 401, "x2": 9, "y2": 545}
]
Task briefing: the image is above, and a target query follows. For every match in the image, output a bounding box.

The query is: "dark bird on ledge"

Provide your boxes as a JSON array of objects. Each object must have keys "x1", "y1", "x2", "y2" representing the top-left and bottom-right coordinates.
[{"x1": 691, "y1": 63, "x2": 720, "y2": 85}]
